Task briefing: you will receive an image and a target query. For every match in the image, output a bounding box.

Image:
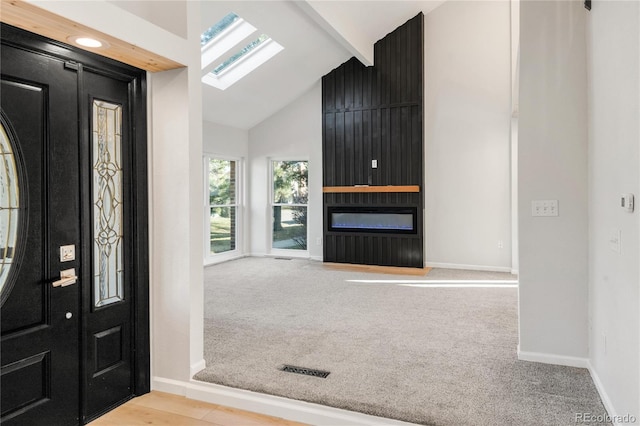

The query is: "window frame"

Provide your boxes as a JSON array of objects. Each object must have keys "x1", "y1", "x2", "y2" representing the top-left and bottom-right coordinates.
[
  {"x1": 268, "y1": 158, "x2": 309, "y2": 257},
  {"x1": 204, "y1": 154, "x2": 243, "y2": 264}
]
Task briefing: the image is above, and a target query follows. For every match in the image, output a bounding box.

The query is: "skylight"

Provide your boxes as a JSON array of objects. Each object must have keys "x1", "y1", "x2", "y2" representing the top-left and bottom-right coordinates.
[
  {"x1": 201, "y1": 12, "x2": 239, "y2": 46},
  {"x1": 201, "y1": 13, "x2": 283, "y2": 91},
  {"x1": 212, "y1": 34, "x2": 268, "y2": 75}
]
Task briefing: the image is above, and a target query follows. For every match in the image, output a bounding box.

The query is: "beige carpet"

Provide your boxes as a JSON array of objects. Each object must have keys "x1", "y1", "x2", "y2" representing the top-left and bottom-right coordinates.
[{"x1": 194, "y1": 257, "x2": 609, "y2": 425}]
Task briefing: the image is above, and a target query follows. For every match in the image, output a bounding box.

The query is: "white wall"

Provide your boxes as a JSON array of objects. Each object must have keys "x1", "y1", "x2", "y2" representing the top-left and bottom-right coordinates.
[
  {"x1": 587, "y1": 0, "x2": 640, "y2": 421},
  {"x1": 149, "y1": 1, "x2": 205, "y2": 381},
  {"x1": 247, "y1": 82, "x2": 323, "y2": 260},
  {"x1": 107, "y1": 0, "x2": 188, "y2": 39},
  {"x1": 518, "y1": 0, "x2": 589, "y2": 360},
  {"x1": 423, "y1": 0, "x2": 512, "y2": 272},
  {"x1": 203, "y1": 121, "x2": 249, "y2": 158}
]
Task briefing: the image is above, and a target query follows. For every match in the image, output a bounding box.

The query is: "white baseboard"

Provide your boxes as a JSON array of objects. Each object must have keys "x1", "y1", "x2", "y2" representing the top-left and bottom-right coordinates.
[
  {"x1": 152, "y1": 376, "x2": 188, "y2": 396},
  {"x1": 510, "y1": 268, "x2": 519, "y2": 275},
  {"x1": 190, "y1": 359, "x2": 206, "y2": 377},
  {"x1": 586, "y1": 362, "x2": 619, "y2": 424},
  {"x1": 510, "y1": 350, "x2": 635, "y2": 425},
  {"x1": 425, "y1": 262, "x2": 513, "y2": 273},
  {"x1": 204, "y1": 254, "x2": 248, "y2": 267},
  {"x1": 152, "y1": 377, "x2": 417, "y2": 425},
  {"x1": 310, "y1": 255, "x2": 323, "y2": 261},
  {"x1": 249, "y1": 252, "x2": 267, "y2": 257},
  {"x1": 517, "y1": 347, "x2": 589, "y2": 368}
]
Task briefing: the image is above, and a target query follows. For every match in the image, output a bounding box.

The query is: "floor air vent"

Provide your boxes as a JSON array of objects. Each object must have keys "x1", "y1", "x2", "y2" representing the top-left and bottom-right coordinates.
[
  {"x1": 274, "y1": 257, "x2": 292, "y2": 260},
  {"x1": 280, "y1": 365, "x2": 330, "y2": 378}
]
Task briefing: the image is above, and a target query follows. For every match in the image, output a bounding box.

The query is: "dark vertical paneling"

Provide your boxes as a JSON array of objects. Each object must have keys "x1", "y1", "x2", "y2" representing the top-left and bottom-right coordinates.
[
  {"x1": 335, "y1": 112, "x2": 344, "y2": 185},
  {"x1": 345, "y1": 111, "x2": 354, "y2": 185},
  {"x1": 323, "y1": 113, "x2": 335, "y2": 186},
  {"x1": 335, "y1": 65, "x2": 344, "y2": 110},
  {"x1": 363, "y1": 109, "x2": 371, "y2": 185},
  {"x1": 344, "y1": 59, "x2": 353, "y2": 109},
  {"x1": 322, "y1": 13, "x2": 424, "y2": 268}
]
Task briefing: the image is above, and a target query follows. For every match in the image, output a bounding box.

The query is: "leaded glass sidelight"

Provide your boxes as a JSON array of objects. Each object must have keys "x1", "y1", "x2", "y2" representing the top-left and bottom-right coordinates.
[
  {"x1": 0, "y1": 122, "x2": 19, "y2": 296},
  {"x1": 92, "y1": 100, "x2": 124, "y2": 307}
]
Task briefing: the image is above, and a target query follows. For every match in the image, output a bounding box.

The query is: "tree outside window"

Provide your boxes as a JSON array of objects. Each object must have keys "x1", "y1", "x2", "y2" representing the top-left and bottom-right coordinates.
[
  {"x1": 272, "y1": 160, "x2": 308, "y2": 250},
  {"x1": 208, "y1": 158, "x2": 237, "y2": 254}
]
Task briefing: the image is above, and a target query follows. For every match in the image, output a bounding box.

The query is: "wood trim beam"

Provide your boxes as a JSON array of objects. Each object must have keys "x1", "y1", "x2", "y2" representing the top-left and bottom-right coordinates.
[
  {"x1": 0, "y1": 0, "x2": 184, "y2": 72},
  {"x1": 322, "y1": 185, "x2": 420, "y2": 193}
]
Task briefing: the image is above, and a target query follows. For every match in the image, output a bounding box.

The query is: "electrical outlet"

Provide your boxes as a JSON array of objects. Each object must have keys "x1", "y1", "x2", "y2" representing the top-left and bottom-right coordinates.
[
  {"x1": 371, "y1": 159, "x2": 378, "y2": 169},
  {"x1": 498, "y1": 240, "x2": 504, "y2": 249},
  {"x1": 316, "y1": 237, "x2": 323, "y2": 246}
]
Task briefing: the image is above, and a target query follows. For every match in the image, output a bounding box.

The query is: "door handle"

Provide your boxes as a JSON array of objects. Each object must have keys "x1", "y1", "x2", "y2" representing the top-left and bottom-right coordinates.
[{"x1": 52, "y1": 268, "x2": 77, "y2": 287}]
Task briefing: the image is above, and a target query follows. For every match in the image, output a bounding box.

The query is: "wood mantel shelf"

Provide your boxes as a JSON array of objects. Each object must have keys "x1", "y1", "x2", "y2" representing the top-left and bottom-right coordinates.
[{"x1": 322, "y1": 185, "x2": 420, "y2": 193}]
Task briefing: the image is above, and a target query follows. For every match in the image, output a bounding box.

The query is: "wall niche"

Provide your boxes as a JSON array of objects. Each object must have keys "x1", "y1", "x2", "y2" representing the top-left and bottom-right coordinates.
[{"x1": 322, "y1": 13, "x2": 424, "y2": 268}]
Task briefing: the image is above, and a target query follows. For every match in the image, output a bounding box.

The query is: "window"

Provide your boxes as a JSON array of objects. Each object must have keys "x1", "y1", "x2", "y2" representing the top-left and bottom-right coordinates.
[
  {"x1": 0, "y1": 120, "x2": 20, "y2": 296},
  {"x1": 271, "y1": 160, "x2": 308, "y2": 251},
  {"x1": 201, "y1": 12, "x2": 283, "y2": 90},
  {"x1": 92, "y1": 100, "x2": 124, "y2": 307},
  {"x1": 205, "y1": 157, "x2": 240, "y2": 258}
]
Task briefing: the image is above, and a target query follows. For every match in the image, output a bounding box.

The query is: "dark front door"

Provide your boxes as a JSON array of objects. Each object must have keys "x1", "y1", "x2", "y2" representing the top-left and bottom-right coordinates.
[
  {"x1": 80, "y1": 67, "x2": 135, "y2": 419},
  {"x1": 0, "y1": 25, "x2": 149, "y2": 425},
  {"x1": 0, "y1": 42, "x2": 81, "y2": 426}
]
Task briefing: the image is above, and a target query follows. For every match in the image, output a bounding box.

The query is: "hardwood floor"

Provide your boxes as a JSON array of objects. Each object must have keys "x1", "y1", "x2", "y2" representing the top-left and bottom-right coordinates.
[
  {"x1": 323, "y1": 262, "x2": 431, "y2": 276},
  {"x1": 89, "y1": 391, "x2": 307, "y2": 426}
]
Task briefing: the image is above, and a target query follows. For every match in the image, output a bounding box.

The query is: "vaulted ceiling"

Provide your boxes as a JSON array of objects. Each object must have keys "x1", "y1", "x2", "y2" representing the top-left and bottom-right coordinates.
[
  {"x1": 199, "y1": 1, "x2": 446, "y2": 129},
  {"x1": 2, "y1": 0, "x2": 447, "y2": 129}
]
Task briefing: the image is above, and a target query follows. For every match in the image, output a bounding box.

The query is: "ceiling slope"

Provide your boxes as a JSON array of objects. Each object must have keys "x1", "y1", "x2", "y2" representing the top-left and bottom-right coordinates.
[
  {"x1": 200, "y1": 0, "x2": 352, "y2": 129},
  {"x1": 200, "y1": 0, "x2": 446, "y2": 129}
]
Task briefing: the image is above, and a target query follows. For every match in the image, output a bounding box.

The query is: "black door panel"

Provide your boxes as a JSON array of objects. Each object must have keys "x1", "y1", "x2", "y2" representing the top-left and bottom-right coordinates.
[
  {"x1": 80, "y1": 69, "x2": 134, "y2": 419},
  {"x1": 1, "y1": 24, "x2": 150, "y2": 425},
  {"x1": 1, "y1": 45, "x2": 80, "y2": 426}
]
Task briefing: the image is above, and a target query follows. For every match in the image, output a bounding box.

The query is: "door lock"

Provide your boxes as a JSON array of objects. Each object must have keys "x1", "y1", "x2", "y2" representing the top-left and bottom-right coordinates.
[{"x1": 60, "y1": 244, "x2": 76, "y2": 262}]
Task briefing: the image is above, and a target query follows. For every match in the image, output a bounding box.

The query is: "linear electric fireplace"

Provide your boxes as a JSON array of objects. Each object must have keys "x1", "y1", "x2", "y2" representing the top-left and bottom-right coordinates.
[{"x1": 327, "y1": 206, "x2": 418, "y2": 234}]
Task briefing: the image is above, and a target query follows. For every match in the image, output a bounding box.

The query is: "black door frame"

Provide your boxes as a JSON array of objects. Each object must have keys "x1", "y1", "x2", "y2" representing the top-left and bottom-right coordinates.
[{"x1": 1, "y1": 24, "x2": 150, "y2": 423}]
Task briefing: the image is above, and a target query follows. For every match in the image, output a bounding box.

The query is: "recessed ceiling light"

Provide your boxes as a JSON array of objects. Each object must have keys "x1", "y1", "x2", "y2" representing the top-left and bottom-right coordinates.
[{"x1": 67, "y1": 36, "x2": 109, "y2": 49}]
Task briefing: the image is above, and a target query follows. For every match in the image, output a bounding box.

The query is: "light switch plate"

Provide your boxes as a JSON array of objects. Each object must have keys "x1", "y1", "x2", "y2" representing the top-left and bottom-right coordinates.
[
  {"x1": 60, "y1": 245, "x2": 75, "y2": 262},
  {"x1": 621, "y1": 193, "x2": 634, "y2": 212},
  {"x1": 531, "y1": 200, "x2": 559, "y2": 217}
]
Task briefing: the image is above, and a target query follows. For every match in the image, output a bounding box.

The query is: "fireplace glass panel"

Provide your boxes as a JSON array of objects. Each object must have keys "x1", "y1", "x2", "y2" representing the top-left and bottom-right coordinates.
[{"x1": 328, "y1": 207, "x2": 417, "y2": 234}]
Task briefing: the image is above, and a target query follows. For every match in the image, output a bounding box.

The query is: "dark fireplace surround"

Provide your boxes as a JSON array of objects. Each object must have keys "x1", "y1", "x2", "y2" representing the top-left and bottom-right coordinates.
[{"x1": 321, "y1": 13, "x2": 424, "y2": 268}]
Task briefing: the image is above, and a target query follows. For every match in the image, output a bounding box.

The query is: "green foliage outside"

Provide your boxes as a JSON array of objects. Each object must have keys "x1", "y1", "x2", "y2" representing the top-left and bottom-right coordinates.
[
  {"x1": 207, "y1": 159, "x2": 309, "y2": 253},
  {"x1": 272, "y1": 161, "x2": 308, "y2": 250},
  {"x1": 209, "y1": 159, "x2": 235, "y2": 254},
  {"x1": 210, "y1": 213, "x2": 232, "y2": 254}
]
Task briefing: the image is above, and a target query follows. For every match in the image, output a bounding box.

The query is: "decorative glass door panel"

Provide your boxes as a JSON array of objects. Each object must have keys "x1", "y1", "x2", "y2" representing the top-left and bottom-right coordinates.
[
  {"x1": 92, "y1": 100, "x2": 123, "y2": 307},
  {"x1": 0, "y1": 120, "x2": 19, "y2": 297}
]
